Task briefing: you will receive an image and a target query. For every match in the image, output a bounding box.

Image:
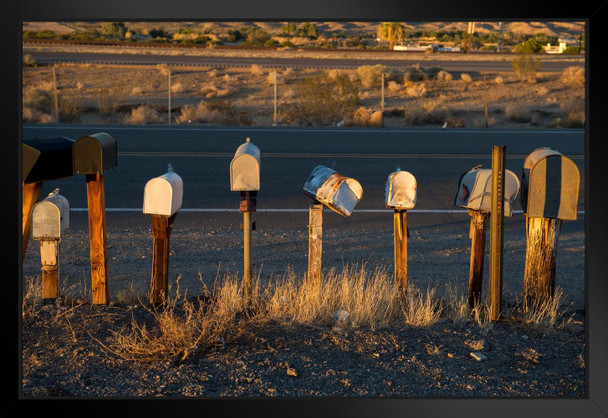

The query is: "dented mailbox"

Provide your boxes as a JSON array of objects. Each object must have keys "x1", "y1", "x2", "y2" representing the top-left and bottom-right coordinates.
[
  {"x1": 31, "y1": 191, "x2": 70, "y2": 239},
  {"x1": 385, "y1": 170, "x2": 417, "y2": 210},
  {"x1": 454, "y1": 166, "x2": 520, "y2": 216},
  {"x1": 143, "y1": 165, "x2": 183, "y2": 216},
  {"x1": 302, "y1": 165, "x2": 363, "y2": 217},
  {"x1": 73, "y1": 132, "x2": 117, "y2": 175},
  {"x1": 520, "y1": 147, "x2": 580, "y2": 220},
  {"x1": 23, "y1": 137, "x2": 75, "y2": 184},
  {"x1": 230, "y1": 138, "x2": 260, "y2": 191}
]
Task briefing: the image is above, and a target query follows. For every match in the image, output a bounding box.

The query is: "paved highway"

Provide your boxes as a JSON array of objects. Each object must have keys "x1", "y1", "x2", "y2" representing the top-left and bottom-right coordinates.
[{"x1": 25, "y1": 50, "x2": 584, "y2": 72}]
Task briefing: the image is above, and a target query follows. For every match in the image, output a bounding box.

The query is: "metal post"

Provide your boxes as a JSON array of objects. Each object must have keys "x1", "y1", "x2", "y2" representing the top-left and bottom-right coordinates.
[
  {"x1": 488, "y1": 145, "x2": 505, "y2": 321},
  {"x1": 381, "y1": 72, "x2": 385, "y2": 113}
]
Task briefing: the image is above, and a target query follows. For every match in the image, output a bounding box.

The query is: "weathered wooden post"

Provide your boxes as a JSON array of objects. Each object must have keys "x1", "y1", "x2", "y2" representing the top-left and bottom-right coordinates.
[
  {"x1": 489, "y1": 145, "x2": 506, "y2": 321},
  {"x1": 520, "y1": 147, "x2": 580, "y2": 305},
  {"x1": 73, "y1": 133, "x2": 117, "y2": 305},
  {"x1": 302, "y1": 165, "x2": 363, "y2": 286},
  {"x1": 385, "y1": 169, "x2": 417, "y2": 293},
  {"x1": 454, "y1": 163, "x2": 520, "y2": 309},
  {"x1": 22, "y1": 137, "x2": 75, "y2": 261},
  {"x1": 143, "y1": 164, "x2": 183, "y2": 305},
  {"x1": 31, "y1": 189, "x2": 69, "y2": 301},
  {"x1": 230, "y1": 138, "x2": 261, "y2": 304}
]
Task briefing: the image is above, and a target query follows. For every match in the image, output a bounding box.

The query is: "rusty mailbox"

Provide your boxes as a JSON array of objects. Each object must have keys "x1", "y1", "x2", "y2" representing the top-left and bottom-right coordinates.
[
  {"x1": 302, "y1": 165, "x2": 363, "y2": 217},
  {"x1": 454, "y1": 166, "x2": 521, "y2": 216},
  {"x1": 31, "y1": 190, "x2": 70, "y2": 240},
  {"x1": 520, "y1": 147, "x2": 580, "y2": 220},
  {"x1": 230, "y1": 138, "x2": 260, "y2": 192},
  {"x1": 73, "y1": 132, "x2": 117, "y2": 175},
  {"x1": 385, "y1": 170, "x2": 417, "y2": 210},
  {"x1": 143, "y1": 165, "x2": 184, "y2": 217},
  {"x1": 23, "y1": 137, "x2": 75, "y2": 184}
]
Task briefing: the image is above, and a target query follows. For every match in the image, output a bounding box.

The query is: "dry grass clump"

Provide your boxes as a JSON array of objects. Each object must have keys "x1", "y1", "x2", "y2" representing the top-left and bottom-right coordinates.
[
  {"x1": 560, "y1": 66, "x2": 585, "y2": 85},
  {"x1": 175, "y1": 100, "x2": 236, "y2": 124},
  {"x1": 405, "y1": 100, "x2": 452, "y2": 125},
  {"x1": 405, "y1": 82, "x2": 427, "y2": 98},
  {"x1": 343, "y1": 107, "x2": 383, "y2": 127},
  {"x1": 125, "y1": 105, "x2": 163, "y2": 124},
  {"x1": 170, "y1": 82, "x2": 185, "y2": 94},
  {"x1": 250, "y1": 64, "x2": 264, "y2": 76},
  {"x1": 518, "y1": 287, "x2": 571, "y2": 332},
  {"x1": 437, "y1": 70, "x2": 453, "y2": 81},
  {"x1": 460, "y1": 73, "x2": 472, "y2": 83},
  {"x1": 505, "y1": 104, "x2": 532, "y2": 123},
  {"x1": 401, "y1": 285, "x2": 443, "y2": 327},
  {"x1": 356, "y1": 64, "x2": 386, "y2": 88}
]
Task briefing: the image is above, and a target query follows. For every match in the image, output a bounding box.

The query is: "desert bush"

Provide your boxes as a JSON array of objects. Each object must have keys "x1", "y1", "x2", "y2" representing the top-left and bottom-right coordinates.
[
  {"x1": 356, "y1": 64, "x2": 386, "y2": 88},
  {"x1": 250, "y1": 64, "x2": 264, "y2": 76},
  {"x1": 344, "y1": 107, "x2": 383, "y2": 127},
  {"x1": 280, "y1": 72, "x2": 359, "y2": 125},
  {"x1": 518, "y1": 287, "x2": 571, "y2": 333},
  {"x1": 176, "y1": 100, "x2": 236, "y2": 124},
  {"x1": 494, "y1": 76, "x2": 504, "y2": 85},
  {"x1": 512, "y1": 54, "x2": 542, "y2": 83},
  {"x1": 401, "y1": 285, "x2": 442, "y2": 327},
  {"x1": 23, "y1": 54, "x2": 36, "y2": 67},
  {"x1": 505, "y1": 104, "x2": 532, "y2": 122},
  {"x1": 171, "y1": 82, "x2": 184, "y2": 94},
  {"x1": 560, "y1": 66, "x2": 585, "y2": 85},
  {"x1": 405, "y1": 100, "x2": 452, "y2": 125},
  {"x1": 556, "y1": 98, "x2": 585, "y2": 128},
  {"x1": 437, "y1": 70, "x2": 452, "y2": 81},
  {"x1": 125, "y1": 105, "x2": 163, "y2": 124},
  {"x1": 23, "y1": 86, "x2": 54, "y2": 114},
  {"x1": 387, "y1": 80, "x2": 402, "y2": 92},
  {"x1": 403, "y1": 64, "x2": 427, "y2": 83},
  {"x1": 460, "y1": 73, "x2": 472, "y2": 83},
  {"x1": 405, "y1": 82, "x2": 427, "y2": 98}
]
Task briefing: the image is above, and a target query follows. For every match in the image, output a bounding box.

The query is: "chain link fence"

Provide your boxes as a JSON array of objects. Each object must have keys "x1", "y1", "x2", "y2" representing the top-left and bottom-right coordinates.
[{"x1": 22, "y1": 62, "x2": 585, "y2": 129}]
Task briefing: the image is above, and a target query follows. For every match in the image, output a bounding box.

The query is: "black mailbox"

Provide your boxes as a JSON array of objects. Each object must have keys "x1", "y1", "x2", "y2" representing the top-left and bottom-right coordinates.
[
  {"x1": 23, "y1": 137, "x2": 75, "y2": 184},
  {"x1": 73, "y1": 132, "x2": 117, "y2": 175}
]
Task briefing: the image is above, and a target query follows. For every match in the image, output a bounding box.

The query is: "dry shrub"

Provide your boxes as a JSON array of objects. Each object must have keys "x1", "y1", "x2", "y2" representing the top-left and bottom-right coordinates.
[
  {"x1": 405, "y1": 82, "x2": 427, "y2": 98},
  {"x1": 536, "y1": 86, "x2": 550, "y2": 96},
  {"x1": 403, "y1": 64, "x2": 427, "y2": 82},
  {"x1": 518, "y1": 287, "x2": 571, "y2": 333},
  {"x1": 130, "y1": 86, "x2": 143, "y2": 95},
  {"x1": 444, "y1": 117, "x2": 466, "y2": 128},
  {"x1": 512, "y1": 54, "x2": 541, "y2": 83},
  {"x1": 437, "y1": 70, "x2": 453, "y2": 81},
  {"x1": 344, "y1": 107, "x2": 383, "y2": 127},
  {"x1": 171, "y1": 82, "x2": 185, "y2": 94},
  {"x1": 176, "y1": 100, "x2": 236, "y2": 124},
  {"x1": 356, "y1": 64, "x2": 386, "y2": 88},
  {"x1": 157, "y1": 64, "x2": 170, "y2": 76},
  {"x1": 282, "y1": 67, "x2": 294, "y2": 77},
  {"x1": 200, "y1": 81, "x2": 232, "y2": 98},
  {"x1": 460, "y1": 73, "x2": 472, "y2": 83},
  {"x1": 267, "y1": 71, "x2": 277, "y2": 85},
  {"x1": 494, "y1": 76, "x2": 504, "y2": 85},
  {"x1": 505, "y1": 104, "x2": 532, "y2": 122},
  {"x1": 401, "y1": 285, "x2": 442, "y2": 327},
  {"x1": 557, "y1": 98, "x2": 585, "y2": 128},
  {"x1": 250, "y1": 64, "x2": 264, "y2": 76},
  {"x1": 560, "y1": 66, "x2": 585, "y2": 85},
  {"x1": 387, "y1": 81, "x2": 402, "y2": 92},
  {"x1": 125, "y1": 105, "x2": 163, "y2": 124},
  {"x1": 406, "y1": 100, "x2": 452, "y2": 125}
]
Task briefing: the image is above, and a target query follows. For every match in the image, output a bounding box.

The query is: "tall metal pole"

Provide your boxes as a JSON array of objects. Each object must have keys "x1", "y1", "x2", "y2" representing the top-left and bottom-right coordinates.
[{"x1": 488, "y1": 145, "x2": 505, "y2": 321}]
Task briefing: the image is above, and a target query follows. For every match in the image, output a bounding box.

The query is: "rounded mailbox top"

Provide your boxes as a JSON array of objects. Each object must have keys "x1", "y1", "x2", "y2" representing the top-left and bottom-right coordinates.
[
  {"x1": 523, "y1": 147, "x2": 562, "y2": 170},
  {"x1": 143, "y1": 171, "x2": 184, "y2": 216},
  {"x1": 385, "y1": 170, "x2": 417, "y2": 210},
  {"x1": 32, "y1": 193, "x2": 70, "y2": 239},
  {"x1": 302, "y1": 165, "x2": 363, "y2": 217}
]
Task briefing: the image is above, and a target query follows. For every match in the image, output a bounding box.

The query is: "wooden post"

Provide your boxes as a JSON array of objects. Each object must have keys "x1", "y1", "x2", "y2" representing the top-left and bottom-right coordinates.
[
  {"x1": 523, "y1": 216, "x2": 562, "y2": 304},
  {"x1": 243, "y1": 209, "x2": 252, "y2": 303},
  {"x1": 467, "y1": 209, "x2": 489, "y2": 308},
  {"x1": 393, "y1": 209, "x2": 408, "y2": 293},
  {"x1": 381, "y1": 72, "x2": 385, "y2": 113},
  {"x1": 22, "y1": 181, "x2": 43, "y2": 261},
  {"x1": 150, "y1": 213, "x2": 176, "y2": 305},
  {"x1": 40, "y1": 239, "x2": 59, "y2": 300},
  {"x1": 488, "y1": 145, "x2": 505, "y2": 321},
  {"x1": 85, "y1": 173, "x2": 109, "y2": 305},
  {"x1": 307, "y1": 202, "x2": 323, "y2": 286},
  {"x1": 273, "y1": 70, "x2": 278, "y2": 127}
]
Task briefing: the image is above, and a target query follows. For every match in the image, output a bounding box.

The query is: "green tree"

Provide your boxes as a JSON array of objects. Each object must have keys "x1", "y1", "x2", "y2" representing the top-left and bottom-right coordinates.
[
  {"x1": 377, "y1": 22, "x2": 404, "y2": 49},
  {"x1": 101, "y1": 22, "x2": 127, "y2": 38},
  {"x1": 513, "y1": 38, "x2": 543, "y2": 53}
]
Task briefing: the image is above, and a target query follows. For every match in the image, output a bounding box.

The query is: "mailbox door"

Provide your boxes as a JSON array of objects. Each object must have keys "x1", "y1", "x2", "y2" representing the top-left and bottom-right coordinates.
[
  {"x1": 31, "y1": 194, "x2": 69, "y2": 239},
  {"x1": 230, "y1": 154, "x2": 260, "y2": 191},
  {"x1": 526, "y1": 155, "x2": 580, "y2": 220},
  {"x1": 143, "y1": 172, "x2": 183, "y2": 216},
  {"x1": 385, "y1": 171, "x2": 417, "y2": 209},
  {"x1": 73, "y1": 133, "x2": 117, "y2": 175},
  {"x1": 23, "y1": 137, "x2": 75, "y2": 183}
]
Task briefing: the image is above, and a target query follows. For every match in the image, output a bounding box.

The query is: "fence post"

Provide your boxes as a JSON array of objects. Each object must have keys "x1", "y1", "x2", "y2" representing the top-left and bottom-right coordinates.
[
  {"x1": 483, "y1": 73, "x2": 489, "y2": 128},
  {"x1": 381, "y1": 72, "x2": 385, "y2": 113},
  {"x1": 488, "y1": 145, "x2": 505, "y2": 321}
]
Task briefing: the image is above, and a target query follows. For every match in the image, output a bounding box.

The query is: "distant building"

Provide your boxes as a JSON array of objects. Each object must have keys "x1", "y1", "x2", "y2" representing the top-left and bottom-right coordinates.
[{"x1": 543, "y1": 41, "x2": 567, "y2": 54}]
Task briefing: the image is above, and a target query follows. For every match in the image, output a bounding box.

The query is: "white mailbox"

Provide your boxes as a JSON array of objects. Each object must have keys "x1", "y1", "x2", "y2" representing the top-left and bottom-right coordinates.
[
  {"x1": 454, "y1": 166, "x2": 520, "y2": 216},
  {"x1": 230, "y1": 138, "x2": 261, "y2": 191},
  {"x1": 143, "y1": 165, "x2": 184, "y2": 216},
  {"x1": 385, "y1": 170, "x2": 417, "y2": 210},
  {"x1": 302, "y1": 165, "x2": 363, "y2": 217},
  {"x1": 32, "y1": 190, "x2": 70, "y2": 239}
]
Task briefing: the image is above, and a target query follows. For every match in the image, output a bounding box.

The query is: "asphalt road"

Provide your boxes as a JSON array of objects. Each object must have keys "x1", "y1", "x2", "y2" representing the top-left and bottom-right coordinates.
[
  {"x1": 25, "y1": 50, "x2": 584, "y2": 72},
  {"x1": 22, "y1": 125, "x2": 585, "y2": 223}
]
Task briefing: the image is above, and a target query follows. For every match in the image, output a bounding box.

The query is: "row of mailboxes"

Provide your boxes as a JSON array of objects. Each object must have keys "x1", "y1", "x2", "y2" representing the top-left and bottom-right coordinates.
[
  {"x1": 453, "y1": 148, "x2": 580, "y2": 220},
  {"x1": 23, "y1": 133, "x2": 118, "y2": 184}
]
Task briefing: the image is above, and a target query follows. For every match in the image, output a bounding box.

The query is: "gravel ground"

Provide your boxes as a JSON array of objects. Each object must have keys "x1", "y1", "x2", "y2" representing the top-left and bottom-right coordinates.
[{"x1": 21, "y1": 211, "x2": 586, "y2": 398}]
